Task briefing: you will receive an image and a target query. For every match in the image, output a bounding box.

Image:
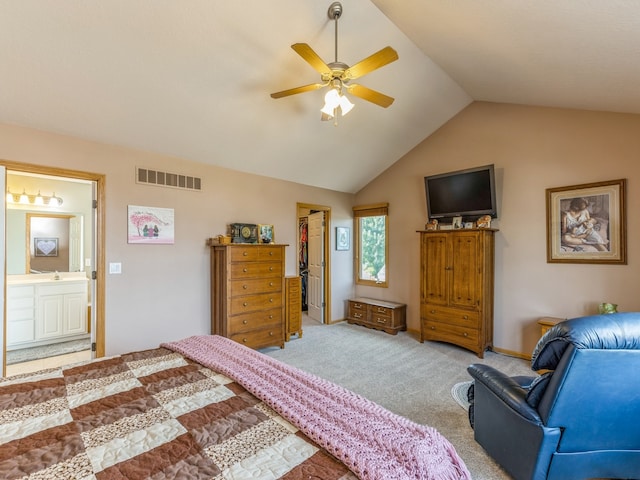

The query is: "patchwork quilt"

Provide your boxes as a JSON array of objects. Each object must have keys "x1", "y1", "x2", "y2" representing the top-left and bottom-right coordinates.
[{"x1": 0, "y1": 348, "x2": 354, "y2": 479}]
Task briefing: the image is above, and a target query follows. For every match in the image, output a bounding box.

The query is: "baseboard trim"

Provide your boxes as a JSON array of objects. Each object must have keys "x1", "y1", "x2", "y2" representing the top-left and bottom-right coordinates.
[{"x1": 491, "y1": 346, "x2": 531, "y2": 360}]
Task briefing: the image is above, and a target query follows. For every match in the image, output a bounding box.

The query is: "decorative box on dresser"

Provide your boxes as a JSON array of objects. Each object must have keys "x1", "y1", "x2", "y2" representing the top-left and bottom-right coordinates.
[
  {"x1": 347, "y1": 297, "x2": 406, "y2": 335},
  {"x1": 418, "y1": 229, "x2": 497, "y2": 358},
  {"x1": 209, "y1": 242, "x2": 287, "y2": 349},
  {"x1": 285, "y1": 275, "x2": 303, "y2": 341}
]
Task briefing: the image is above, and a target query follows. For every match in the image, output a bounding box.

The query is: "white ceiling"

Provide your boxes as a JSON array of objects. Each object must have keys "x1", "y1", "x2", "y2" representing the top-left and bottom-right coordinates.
[{"x1": 1, "y1": 1, "x2": 638, "y2": 193}]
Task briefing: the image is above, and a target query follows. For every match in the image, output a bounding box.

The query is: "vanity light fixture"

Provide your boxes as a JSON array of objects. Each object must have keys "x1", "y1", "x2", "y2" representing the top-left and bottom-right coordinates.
[{"x1": 6, "y1": 189, "x2": 63, "y2": 207}]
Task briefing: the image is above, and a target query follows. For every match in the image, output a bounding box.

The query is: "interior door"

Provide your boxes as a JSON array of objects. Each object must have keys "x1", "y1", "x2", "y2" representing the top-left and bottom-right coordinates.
[
  {"x1": 307, "y1": 211, "x2": 325, "y2": 323},
  {"x1": 0, "y1": 167, "x2": 6, "y2": 375}
]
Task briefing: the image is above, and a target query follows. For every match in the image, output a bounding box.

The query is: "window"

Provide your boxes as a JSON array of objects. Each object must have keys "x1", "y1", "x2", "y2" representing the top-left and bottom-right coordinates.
[{"x1": 353, "y1": 203, "x2": 388, "y2": 287}]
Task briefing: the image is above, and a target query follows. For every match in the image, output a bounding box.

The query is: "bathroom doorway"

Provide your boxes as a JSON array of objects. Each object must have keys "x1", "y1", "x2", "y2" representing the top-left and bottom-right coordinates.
[{"x1": 1, "y1": 161, "x2": 105, "y2": 376}]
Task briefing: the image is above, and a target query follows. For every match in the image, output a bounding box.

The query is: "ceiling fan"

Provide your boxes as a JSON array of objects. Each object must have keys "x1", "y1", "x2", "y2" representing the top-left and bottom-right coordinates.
[{"x1": 270, "y1": 2, "x2": 398, "y2": 122}]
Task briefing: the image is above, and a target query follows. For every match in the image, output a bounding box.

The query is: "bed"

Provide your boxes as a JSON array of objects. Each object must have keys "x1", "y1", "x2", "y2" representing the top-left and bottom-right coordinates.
[{"x1": 0, "y1": 335, "x2": 470, "y2": 479}]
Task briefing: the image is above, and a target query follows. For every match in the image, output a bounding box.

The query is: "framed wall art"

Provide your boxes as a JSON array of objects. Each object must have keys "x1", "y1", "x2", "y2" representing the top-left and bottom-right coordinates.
[
  {"x1": 336, "y1": 226, "x2": 350, "y2": 251},
  {"x1": 34, "y1": 237, "x2": 58, "y2": 257},
  {"x1": 127, "y1": 205, "x2": 175, "y2": 244},
  {"x1": 546, "y1": 179, "x2": 626, "y2": 264}
]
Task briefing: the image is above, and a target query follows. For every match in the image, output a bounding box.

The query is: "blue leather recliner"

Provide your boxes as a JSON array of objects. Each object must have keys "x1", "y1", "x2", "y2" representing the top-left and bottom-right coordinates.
[{"x1": 467, "y1": 313, "x2": 640, "y2": 480}]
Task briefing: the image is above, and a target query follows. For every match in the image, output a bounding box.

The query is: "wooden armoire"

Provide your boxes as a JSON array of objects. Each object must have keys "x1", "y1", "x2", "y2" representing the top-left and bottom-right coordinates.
[{"x1": 418, "y1": 229, "x2": 496, "y2": 358}]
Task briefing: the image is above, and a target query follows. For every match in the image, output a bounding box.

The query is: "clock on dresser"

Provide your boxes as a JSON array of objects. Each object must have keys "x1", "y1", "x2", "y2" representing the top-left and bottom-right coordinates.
[{"x1": 229, "y1": 223, "x2": 258, "y2": 243}]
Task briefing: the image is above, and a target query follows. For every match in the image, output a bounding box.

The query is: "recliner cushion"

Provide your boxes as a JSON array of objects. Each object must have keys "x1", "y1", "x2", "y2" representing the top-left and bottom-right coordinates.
[
  {"x1": 531, "y1": 313, "x2": 640, "y2": 371},
  {"x1": 524, "y1": 371, "x2": 553, "y2": 408}
]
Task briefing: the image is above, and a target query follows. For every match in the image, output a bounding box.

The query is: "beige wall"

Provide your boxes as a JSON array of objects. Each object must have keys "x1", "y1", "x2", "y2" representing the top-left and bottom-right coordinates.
[
  {"x1": 0, "y1": 123, "x2": 354, "y2": 356},
  {"x1": 355, "y1": 102, "x2": 640, "y2": 355}
]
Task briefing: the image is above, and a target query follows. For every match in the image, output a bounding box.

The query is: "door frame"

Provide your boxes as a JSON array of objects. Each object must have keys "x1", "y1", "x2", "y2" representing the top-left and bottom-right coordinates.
[
  {"x1": 296, "y1": 203, "x2": 331, "y2": 324},
  {"x1": 1, "y1": 160, "x2": 106, "y2": 367}
]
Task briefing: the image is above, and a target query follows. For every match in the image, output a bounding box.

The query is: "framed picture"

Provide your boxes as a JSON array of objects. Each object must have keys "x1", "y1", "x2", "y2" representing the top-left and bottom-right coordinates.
[
  {"x1": 336, "y1": 226, "x2": 350, "y2": 251},
  {"x1": 452, "y1": 216, "x2": 463, "y2": 229},
  {"x1": 258, "y1": 224, "x2": 275, "y2": 244},
  {"x1": 127, "y1": 205, "x2": 175, "y2": 244},
  {"x1": 34, "y1": 237, "x2": 58, "y2": 257},
  {"x1": 546, "y1": 179, "x2": 626, "y2": 264}
]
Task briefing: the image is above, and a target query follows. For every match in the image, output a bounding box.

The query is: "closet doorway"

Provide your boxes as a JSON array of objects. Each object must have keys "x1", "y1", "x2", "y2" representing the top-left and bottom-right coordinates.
[
  {"x1": 297, "y1": 203, "x2": 331, "y2": 324},
  {"x1": 1, "y1": 160, "x2": 105, "y2": 377}
]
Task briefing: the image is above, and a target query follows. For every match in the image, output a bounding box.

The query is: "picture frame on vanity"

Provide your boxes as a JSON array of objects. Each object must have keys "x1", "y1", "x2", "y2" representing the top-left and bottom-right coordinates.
[
  {"x1": 258, "y1": 224, "x2": 275, "y2": 244},
  {"x1": 546, "y1": 179, "x2": 626, "y2": 264},
  {"x1": 336, "y1": 226, "x2": 350, "y2": 251}
]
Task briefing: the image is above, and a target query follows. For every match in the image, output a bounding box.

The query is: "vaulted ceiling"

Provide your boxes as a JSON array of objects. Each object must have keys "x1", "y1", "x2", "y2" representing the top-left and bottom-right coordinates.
[{"x1": 1, "y1": 1, "x2": 638, "y2": 193}]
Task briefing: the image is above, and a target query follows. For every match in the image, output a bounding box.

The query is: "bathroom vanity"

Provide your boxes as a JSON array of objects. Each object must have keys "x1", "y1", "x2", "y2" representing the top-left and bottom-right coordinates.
[{"x1": 6, "y1": 273, "x2": 89, "y2": 350}]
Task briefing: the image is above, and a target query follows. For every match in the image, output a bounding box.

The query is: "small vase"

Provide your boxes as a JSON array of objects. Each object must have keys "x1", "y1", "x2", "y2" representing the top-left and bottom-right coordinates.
[{"x1": 598, "y1": 303, "x2": 618, "y2": 314}]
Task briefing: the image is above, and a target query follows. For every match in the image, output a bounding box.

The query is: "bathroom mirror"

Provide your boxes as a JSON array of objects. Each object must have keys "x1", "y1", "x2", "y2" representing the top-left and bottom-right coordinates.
[{"x1": 6, "y1": 210, "x2": 84, "y2": 274}]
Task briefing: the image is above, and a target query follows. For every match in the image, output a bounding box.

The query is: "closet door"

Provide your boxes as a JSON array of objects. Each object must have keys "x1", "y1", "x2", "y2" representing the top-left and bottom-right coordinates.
[{"x1": 307, "y1": 211, "x2": 325, "y2": 323}]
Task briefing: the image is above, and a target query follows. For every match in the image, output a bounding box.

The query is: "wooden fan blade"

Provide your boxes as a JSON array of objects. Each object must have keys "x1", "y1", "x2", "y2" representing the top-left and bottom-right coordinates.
[
  {"x1": 291, "y1": 43, "x2": 331, "y2": 75},
  {"x1": 344, "y1": 46, "x2": 398, "y2": 80},
  {"x1": 347, "y1": 84, "x2": 395, "y2": 108},
  {"x1": 270, "y1": 83, "x2": 325, "y2": 99}
]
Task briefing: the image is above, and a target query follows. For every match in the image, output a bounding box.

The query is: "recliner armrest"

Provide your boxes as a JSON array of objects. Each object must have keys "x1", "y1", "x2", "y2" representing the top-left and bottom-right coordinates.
[{"x1": 468, "y1": 364, "x2": 542, "y2": 423}]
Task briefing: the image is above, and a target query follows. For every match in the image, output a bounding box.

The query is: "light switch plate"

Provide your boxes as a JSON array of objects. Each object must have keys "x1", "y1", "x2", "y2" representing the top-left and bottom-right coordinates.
[{"x1": 109, "y1": 262, "x2": 122, "y2": 274}]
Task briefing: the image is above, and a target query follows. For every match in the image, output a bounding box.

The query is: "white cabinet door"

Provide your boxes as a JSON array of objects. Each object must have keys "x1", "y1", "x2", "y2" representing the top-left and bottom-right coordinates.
[
  {"x1": 38, "y1": 294, "x2": 65, "y2": 339},
  {"x1": 64, "y1": 293, "x2": 87, "y2": 335}
]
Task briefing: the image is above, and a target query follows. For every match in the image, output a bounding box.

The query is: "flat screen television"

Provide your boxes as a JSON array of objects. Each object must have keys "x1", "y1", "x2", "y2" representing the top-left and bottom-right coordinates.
[{"x1": 424, "y1": 164, "x2": 497, "y2": 220}]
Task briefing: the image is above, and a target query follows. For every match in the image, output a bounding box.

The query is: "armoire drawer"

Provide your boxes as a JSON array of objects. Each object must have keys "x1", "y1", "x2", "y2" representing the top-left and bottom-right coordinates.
[
  {"x1": 422, "y1": 304, "x2": 479, "y2": 327},
  {"x1": 422, "y1": 319, "x2": 479, "y2": 347}
]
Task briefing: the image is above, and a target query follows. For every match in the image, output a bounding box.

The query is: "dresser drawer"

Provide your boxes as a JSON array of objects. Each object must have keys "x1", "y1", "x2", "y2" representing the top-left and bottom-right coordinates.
[
  {"x1": 422, "y1": 319, "x2": 479, "y2": 347},
  {"x1": 229, "y1": 308, "x2": 282, "y2": 333},
  {"x1": 258, "y1": 247, "x2": 283, "y2": 262},
  {"x1": 422, "y1": 304, "x2": 479, "y2": 327},
  {"x1": 230, "y1": 277, "x2": 281, "y2": 295},
  {"x1": 229, "y1": 262, "x2": 282, "y2": 279},
  {"x1": 229, "y1": 292, "x2": 283, "y2": 315},
  {"x1": 230, "y1": 327, "x2": 283, "y2": 349},
  {"x1": 229, "y1": 247, "x2": 260, "y2": 262}
]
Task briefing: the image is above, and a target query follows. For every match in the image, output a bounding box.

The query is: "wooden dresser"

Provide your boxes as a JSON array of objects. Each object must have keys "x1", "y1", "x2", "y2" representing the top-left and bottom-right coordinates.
[
  {"x1": 209, "y1": 243, "x2": 286, "y2": 349},
  {"x1": 347, "y1": 297, "x2": 407, "y2": 335},
  {"x1": 418, "y1": 229, "x2": 496, "y2": 358},
  {"x1": 285, "y1": 276, "x2": 303, "y2": 341}
]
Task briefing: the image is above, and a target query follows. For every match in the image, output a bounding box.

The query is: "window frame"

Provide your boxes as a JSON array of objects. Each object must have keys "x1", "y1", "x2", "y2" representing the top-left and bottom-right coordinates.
[{"x1": 353, "y1": 202, "x2": 389, "y2": 288}]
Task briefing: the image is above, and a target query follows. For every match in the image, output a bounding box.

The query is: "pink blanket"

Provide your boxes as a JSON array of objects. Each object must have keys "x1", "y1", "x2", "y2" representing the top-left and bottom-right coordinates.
[{"x1": 163, "y1": 335, "x2": 471, "y2": 480}]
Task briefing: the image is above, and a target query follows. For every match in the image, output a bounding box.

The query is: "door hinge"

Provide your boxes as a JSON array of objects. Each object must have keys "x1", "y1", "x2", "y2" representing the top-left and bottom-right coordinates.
[
  {"x1": 91, "y1": 342, "x2": 97, "y2": 352},
  {"x1": 322, "y1": 302, "x2": 326, "y2": 307},
  {"x1": 91, "y1": 271, "x2": 97, "y2": 280},
  {"x1": 92, "y1": 199, "x2": 98, "y2": 209}
]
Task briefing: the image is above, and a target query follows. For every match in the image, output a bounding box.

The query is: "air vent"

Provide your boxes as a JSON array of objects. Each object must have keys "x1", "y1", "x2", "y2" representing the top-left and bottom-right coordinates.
[{"x1": 136, "y1": 167, "x2": 202, "y2": 191}]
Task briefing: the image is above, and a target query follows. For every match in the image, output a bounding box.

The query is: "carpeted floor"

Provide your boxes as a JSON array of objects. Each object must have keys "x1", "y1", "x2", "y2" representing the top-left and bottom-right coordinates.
[
  {"x1": 265, "y1": 315, "x2": 533, "y2": 480},
  {"x1": 6, "y1": 337, "x2": 91, "y2": 365}
]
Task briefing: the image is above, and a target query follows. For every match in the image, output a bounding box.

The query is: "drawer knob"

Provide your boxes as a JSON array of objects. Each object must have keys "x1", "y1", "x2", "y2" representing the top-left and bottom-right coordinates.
[
  {"x1": 243, "y1": 338, "x2": 248, "y2": 343},
  {"x1": 430, "y1": 326, "x2": 435, "y2": 330},
  {"x1": 243, "y1": 320, "x2": 248, "y2": 324},
  {"x1": 269, "y1": 251, "x2": 274, "y2": 256},
  {"x1": 243, "y1": 268, "x2": 248, "y2": 273},
  {"x1": 243, "y1": 302, "x2": 248, "y2": 307},
  {"x1": 269, "y1": 331, "x2": 274, "y2": 336},
  {"x1": 243, "y1": 285, "x2": 248, "y2": 289},
  {"x1": 269, "y1": 282, "x2": 274, "y2": 286},
  {"x1": 269, "y1": 267, "x2": 274, "y2": 271},
  {"x1": 269, "y1": 298, "x2": 274, "y2": 303},
  {"x1": 269, "y1": 315, "x2": 273, "y2": 319},
  {"x1": 463, "y1": 315, "x2": 468, "y2": 320},
  {"x1": 463, "y1": 332, "x2": 468, "y2": 337},
  {"x1": 430, "y1": 310, "x2": 436, "y2": 314},
  {"x1": 243, "y1": 252, "x2": 248, "y2": 256}
]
